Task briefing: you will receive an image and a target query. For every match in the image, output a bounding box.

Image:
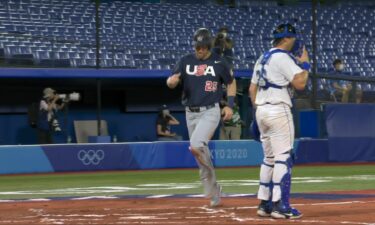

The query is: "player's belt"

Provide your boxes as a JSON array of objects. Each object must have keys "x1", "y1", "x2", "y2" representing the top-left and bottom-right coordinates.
[
  {"x1": 260, "y1": 102, "x2": 288, "y2": 106},
  {"x1": 262, "y1": 102, "x2": 282, "y2": 105},
  {"x1": 188, "y1": 103, "x2": 217, "y2": 112}
]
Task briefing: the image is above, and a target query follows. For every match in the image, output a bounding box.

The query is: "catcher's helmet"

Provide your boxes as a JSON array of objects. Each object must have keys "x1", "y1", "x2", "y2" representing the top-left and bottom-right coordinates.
[
  {"x1": 273, "y1": 23, "x2": 297, "y2": 39},
  {"x1": 193, "y1": 28, "x2": 212, "y2": 49}
]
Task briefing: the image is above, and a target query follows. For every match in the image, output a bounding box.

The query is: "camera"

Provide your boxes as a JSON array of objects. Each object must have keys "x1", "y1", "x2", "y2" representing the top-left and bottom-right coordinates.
[
  {"x1": 217, "y1": 33, "x2": 225, "y2": 39},
  {"x1": 58, "y1": 92, "x2": 81, "y2": 102}
]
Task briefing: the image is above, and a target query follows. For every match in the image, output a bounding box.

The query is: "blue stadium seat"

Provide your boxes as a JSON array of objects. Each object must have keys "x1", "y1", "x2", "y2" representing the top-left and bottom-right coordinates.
[{"x1": 0, "y1": 0, "x2": 373, "y2": 76}]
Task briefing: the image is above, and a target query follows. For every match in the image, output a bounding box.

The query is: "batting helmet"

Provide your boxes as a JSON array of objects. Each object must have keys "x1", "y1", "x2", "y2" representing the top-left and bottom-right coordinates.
[
  {"x1": 272, "y1": 23, "x2": 297, "y2": 39},
  {"x1": 193, "y1": 28, "x2": 212, "y2": 49}
]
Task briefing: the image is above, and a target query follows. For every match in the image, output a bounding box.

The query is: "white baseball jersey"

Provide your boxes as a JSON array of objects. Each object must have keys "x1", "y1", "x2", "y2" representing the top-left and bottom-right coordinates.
[
  {"x1": 251, "y1": 48, "x2": 303, "y2": 107},
  {"x1": 253, "y1": 48, "x2": 304, "y2": 202}
]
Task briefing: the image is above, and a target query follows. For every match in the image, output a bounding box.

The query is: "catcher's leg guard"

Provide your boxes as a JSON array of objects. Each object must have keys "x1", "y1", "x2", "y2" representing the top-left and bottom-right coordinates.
[
  {"x1": 257, "y1": 156, "x2": 274, "y2": 217},
  {"x1": 270, "y1": 151, "x2": 302, "y2": 219},
  {"x1": 272, "y1": 151, "x2": 293, "y2": 206},
  {"x1": 258, "y1": 156, "x2": 274, "y2": 201}
]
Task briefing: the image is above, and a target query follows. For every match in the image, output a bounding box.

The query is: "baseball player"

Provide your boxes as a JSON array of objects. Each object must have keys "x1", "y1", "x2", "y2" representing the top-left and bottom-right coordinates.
[
  {"x1": 167, "y1": 28, "x2": 236, "y2": 207},
  {"x1": 249, "y1": 23, "x2": 310, "y2": 219}
]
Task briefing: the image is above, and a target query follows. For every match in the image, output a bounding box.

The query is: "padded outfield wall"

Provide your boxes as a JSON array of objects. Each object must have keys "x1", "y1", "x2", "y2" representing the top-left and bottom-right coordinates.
[
  {"x1": 0, "y1": 136, "x2": 372, "y2": 175},
  {"x1": 0, "y1": 140, "x2": 264, "y2": 174}
]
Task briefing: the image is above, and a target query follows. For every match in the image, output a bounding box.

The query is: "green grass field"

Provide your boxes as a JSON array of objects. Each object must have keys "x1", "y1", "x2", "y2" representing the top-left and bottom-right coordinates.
[{"x1": 0, "y1": 164, "x2": 374, "y2": 200}]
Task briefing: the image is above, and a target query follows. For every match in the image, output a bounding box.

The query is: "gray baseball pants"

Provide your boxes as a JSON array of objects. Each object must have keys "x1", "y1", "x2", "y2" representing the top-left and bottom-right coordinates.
[{"x1": 186, "y1": 104, "x2": 221, "y2": 197}]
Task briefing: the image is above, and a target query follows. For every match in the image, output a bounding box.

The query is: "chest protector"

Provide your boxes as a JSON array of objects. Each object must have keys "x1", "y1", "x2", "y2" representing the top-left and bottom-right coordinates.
[{"x1": 257, "y1": 49, "x2": 297, "y2": 90}]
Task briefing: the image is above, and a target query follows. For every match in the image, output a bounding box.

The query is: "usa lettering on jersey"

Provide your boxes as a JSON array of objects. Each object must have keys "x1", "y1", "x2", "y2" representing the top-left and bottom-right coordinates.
[{"x1": 186, "y1": 64, "x2": 216, "y2": 77}]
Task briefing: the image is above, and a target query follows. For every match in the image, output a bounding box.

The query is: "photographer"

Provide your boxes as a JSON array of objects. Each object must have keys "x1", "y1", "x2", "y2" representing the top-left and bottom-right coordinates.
[
  {"x1": 36, "y1": 87, "x2": 67, "y2": 144},
  {"x1": 213, "y1": 26, "x2": 234, "y2": 67}
]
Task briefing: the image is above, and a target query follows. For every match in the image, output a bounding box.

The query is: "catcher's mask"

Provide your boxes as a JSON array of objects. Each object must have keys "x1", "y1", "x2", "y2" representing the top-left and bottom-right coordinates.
[{"x1": 273, "y1": 23, "x2": 297, "y2": 39}]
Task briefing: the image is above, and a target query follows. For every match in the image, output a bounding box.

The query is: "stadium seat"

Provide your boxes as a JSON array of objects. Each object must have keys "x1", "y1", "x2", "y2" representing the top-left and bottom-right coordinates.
[{"x1": 0, "y1": 0, "x2": 372, "y2": 76}]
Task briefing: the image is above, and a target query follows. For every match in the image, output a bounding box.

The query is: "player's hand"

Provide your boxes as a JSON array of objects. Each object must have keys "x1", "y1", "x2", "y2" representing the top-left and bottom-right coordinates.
[
  {"x1": 171, "y1": 73, "x2": 180, "y2": 79},
  {"x1": 222, "y1": 106, "x2": 233, "y2": 121},
  {"x1": 167, "y1": 73, "x2": 181, "y2": 89},
  {"x1": 295, "y1": 46, "x2": 309, "y2": 64}
]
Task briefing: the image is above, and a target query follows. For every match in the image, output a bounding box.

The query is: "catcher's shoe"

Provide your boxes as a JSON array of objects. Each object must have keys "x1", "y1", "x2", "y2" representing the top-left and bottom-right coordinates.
[
  {"x1": 210, "y1": 185, "x2": 222, "y2": 207},
  {"x1": 257, "y1": 200, "x2": 273, "y2": 217},
  {"x1": 271, "y1": 201, "x2": 302, "y2": 219}
]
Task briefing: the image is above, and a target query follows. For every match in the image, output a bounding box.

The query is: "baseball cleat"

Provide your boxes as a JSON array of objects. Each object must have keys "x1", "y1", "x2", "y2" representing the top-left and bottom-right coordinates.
[
  {"x1": 210, "y1": 185, "x2": 222, "y2": 207},
  {"x1": 271, "y1": 201, "x2": 302, "y2": 219},
  {"x1": 257, "y1": 200, "x2": 272, "y2": 217}
]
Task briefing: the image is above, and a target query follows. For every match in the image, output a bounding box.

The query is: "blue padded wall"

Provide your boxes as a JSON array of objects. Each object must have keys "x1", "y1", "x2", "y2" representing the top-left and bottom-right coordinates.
[{"x1": 325, "y1": 103, "x2": 375, "y2": 162}]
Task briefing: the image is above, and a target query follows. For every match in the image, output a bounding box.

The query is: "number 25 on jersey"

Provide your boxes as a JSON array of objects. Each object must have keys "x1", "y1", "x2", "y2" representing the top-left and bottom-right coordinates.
[{"x1": 205, "y1": 81, "x2": 218, "y2": 92}]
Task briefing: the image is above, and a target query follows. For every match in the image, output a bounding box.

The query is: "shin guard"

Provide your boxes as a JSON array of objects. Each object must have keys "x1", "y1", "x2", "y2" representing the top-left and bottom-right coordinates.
[{"x1": 272, "y1": 152, "x2": 293, "y2": 208}]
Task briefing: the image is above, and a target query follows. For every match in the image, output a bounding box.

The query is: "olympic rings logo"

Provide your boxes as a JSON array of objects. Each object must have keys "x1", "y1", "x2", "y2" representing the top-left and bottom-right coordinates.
[{"x1": 77, "y1": 149, "x2": 105, "y2": 165}]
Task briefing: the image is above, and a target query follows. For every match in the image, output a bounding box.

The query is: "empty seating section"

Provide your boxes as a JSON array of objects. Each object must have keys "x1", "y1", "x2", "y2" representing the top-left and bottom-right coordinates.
[{"x1": 0, "y1": 0, "x2": 374, "y2": 90}]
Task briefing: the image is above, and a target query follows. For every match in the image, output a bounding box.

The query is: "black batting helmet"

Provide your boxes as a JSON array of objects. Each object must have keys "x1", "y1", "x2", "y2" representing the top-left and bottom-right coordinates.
[{"x1": 193, "y1": 28, "x2": 212, "y2": 49}]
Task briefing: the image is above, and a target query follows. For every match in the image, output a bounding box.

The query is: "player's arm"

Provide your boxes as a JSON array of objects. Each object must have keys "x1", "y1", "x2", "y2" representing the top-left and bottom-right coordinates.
[
  {"x1": 291, "y1": 71, "x2": 309, "y2": 90},
  {"x1": 249, "y1": 82, "x2": 258, "y2": 108},
  {"x1": 222, "y1": 71, "x2": 236, "y2": 121},
  {"x1": 226, "y1": 71, "x2": 236, "y2": 97},
  {"x1": 167, "y1": 59, "x2": 183, "y2": 89},
  {"x1": 291, "y1": 47, "x2": 310, "y2": 90},
  {"x1": 166, "y1": 73, "x2": 181, "y2": 89},
  {"x1": 249, "y1": 59, "x2": 261, "y2": 108}
]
